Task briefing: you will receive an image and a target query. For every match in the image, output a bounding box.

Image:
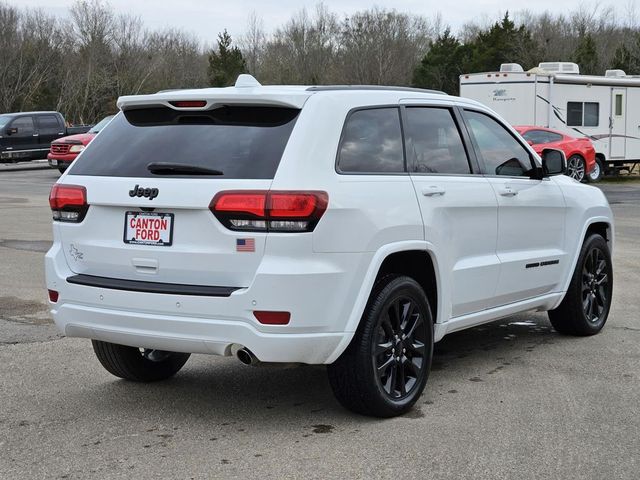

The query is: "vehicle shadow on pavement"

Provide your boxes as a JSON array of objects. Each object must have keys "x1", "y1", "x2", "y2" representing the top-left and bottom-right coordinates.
[{"x1": 59, "y1": 312, "x2": 567, "y2": 426}]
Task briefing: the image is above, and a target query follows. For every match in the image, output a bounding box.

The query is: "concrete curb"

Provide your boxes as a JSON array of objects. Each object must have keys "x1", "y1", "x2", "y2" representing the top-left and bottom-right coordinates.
[{"x1": 0, "y1": 160, "x2": 52, "y2": 173}]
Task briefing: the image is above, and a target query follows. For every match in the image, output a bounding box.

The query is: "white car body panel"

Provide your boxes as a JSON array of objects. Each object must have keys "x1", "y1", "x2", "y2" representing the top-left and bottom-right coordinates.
[{"x1": 45, "y1": 84, "x2": 614, "y2": 364}]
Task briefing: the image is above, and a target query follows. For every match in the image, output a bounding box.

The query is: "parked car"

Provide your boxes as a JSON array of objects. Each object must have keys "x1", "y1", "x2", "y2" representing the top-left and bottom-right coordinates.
[
  {"x1": 45, "y1": 76, "x2": 614, "y2": 417},
  {"x1": 514, "y1": 125, "x2": 598, "y2": 182},
  {"x1": 0, "y1": 111, "x2": 91, "y2": 162},
  {"x1": 48, "y1": 115, "x2": 114, "y2": 173}
]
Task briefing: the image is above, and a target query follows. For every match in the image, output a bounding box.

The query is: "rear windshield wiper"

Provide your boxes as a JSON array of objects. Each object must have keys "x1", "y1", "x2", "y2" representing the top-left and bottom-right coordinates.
[{"x1": 147, "y1": 162, "x2": 224, "y2": 175}]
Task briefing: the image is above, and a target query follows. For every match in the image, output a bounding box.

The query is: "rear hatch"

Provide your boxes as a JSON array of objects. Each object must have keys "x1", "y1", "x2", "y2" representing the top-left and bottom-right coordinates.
[{"x1": 56, "y1": 104, "x2": 301, "y2": 288}]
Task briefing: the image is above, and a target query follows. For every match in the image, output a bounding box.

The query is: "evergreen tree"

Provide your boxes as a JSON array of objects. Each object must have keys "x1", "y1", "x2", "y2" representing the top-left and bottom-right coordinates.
[
  {"x1": 572, "y1": 34, "x2": 599, "y2": 75},
  {"x1": 413, "y1": 29, "x2": 470, "y2": 95},
  {"x1": 468, "y1": 13, "x2": 538, "y2": 73},
  {"x1": 208, "y1": 30, "x2": 246, "y2": 87}
]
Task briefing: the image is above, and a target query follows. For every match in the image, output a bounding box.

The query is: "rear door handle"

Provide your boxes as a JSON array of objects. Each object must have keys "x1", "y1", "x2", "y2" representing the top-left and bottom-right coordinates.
[
  {"x1": 422, "y1": 186, "x2": 446, "y2": 197},
  {"x1": 498, "y1": 187, "x2": 518, "y2": 197}
]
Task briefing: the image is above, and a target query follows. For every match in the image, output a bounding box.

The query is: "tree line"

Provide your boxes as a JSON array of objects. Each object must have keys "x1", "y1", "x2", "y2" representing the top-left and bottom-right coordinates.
[{"x1": 1, "y1": 0, "x2": 637, "y2": 124}]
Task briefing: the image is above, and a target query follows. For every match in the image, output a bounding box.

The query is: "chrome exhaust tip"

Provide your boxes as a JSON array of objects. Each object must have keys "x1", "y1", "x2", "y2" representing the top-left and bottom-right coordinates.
[{"x1": 236, "y1": 347, "x2": 259, "y2": 366}]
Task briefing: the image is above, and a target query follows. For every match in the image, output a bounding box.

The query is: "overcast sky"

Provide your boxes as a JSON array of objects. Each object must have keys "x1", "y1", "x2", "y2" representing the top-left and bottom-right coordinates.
[{"x1": 12, "y1": 0, "x2": 632, "y2": 46}]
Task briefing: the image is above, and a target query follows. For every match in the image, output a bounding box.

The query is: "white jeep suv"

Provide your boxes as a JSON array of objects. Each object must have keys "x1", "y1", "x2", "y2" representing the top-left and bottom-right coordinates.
[{"x1": 45, "y1": 76, "x2": 614, "y2": 417}]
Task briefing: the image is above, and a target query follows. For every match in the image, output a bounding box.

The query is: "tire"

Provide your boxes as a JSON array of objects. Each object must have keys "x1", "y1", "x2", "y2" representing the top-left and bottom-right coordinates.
[
  {"x1": 327, "y1": 275, "x2": 433, "y2": 417},
  {"x1": 91, "y1": 340, "x2": 190, "y2": 382},
  {"x1": 58, "y1": 166, "x2": 67, "y2": 174},
  {"x1": 548, "y1": 234, "x2": 613, "y2": 336},
  {"x1": 566, "y1": 154, "x2": 586, "y2": 182},
  {"x1": 586, "y1": 157, "x2": 604, "y2": 183}
]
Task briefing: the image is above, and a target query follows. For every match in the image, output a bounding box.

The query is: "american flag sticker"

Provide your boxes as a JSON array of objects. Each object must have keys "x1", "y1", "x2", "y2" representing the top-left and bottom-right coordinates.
[{"x1": 236, "y1": 238, "x2": 255, "y2": 252}]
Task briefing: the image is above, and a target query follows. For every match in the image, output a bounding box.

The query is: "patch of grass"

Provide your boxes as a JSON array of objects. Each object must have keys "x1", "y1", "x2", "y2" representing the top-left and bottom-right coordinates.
[{"x1": 600, "y1": 174, "x2": 640, "y2": 184}]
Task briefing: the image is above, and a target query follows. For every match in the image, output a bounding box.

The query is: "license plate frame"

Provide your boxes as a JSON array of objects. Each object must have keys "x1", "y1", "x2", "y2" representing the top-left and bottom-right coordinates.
[{"x1": 123, "y1": 211, "x2": 174, "y2": 246}]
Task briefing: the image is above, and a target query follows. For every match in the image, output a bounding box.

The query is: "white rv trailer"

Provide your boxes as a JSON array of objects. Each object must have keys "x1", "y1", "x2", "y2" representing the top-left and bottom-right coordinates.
[{"x1": 460, "y1": 62, "x2": 640, "y2": 178}]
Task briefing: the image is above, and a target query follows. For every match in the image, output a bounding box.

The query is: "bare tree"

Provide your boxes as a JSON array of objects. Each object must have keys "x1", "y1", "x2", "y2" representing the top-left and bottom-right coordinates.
[
  {"x1": 338, "y1": 8, "x2": 434, "y2": 85},
  {"x1": 261, "y1": 3, "x2": 340, "y2": 84},
  {"x1": 240, "y1": 11, "x2": 266, "y2": 77},
  {"x1": 2, "y1": 0, "x2": 640, "y2": 124}
]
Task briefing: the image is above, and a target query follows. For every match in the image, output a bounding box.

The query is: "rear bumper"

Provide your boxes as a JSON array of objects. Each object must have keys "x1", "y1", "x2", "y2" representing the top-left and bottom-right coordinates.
[
  {"x1": 45, "y1": 241, "x2": 369, "y2": 364},
  {"x1": 55, "y1": 303, "x2": 344, "y2": 363}
]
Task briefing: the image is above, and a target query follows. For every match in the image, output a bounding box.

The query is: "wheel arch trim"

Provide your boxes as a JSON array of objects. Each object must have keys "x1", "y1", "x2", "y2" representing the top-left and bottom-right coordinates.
[
  {"x1": 325, "y1": 240, "x2": 442, "y2": 364},
  {"x1": 552, "y1": 215, "x2": 614, "y2": 310}
]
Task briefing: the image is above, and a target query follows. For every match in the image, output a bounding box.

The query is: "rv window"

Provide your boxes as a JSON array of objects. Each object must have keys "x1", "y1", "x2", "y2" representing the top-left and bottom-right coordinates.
[
  {"x1": 615, "y1": 95, "x2": 623, "y2": 116},
  {"x1": 567, "y1": 102, "x2": 583, "y2": 126},
  {"x1": 567, "y1": 102, "x2": 599, "y2": 127},
  {"x1": 584, "y1": 103, "x2": 599, "y2": 126},
  {"x1": 404, "y1": 107, "x2": 471, "y2": 174}
]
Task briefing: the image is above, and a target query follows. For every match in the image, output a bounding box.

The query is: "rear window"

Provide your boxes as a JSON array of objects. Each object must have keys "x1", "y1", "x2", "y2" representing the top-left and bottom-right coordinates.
[{"x1": 69, "y1": 106, "x2": 300, "y2": 179}]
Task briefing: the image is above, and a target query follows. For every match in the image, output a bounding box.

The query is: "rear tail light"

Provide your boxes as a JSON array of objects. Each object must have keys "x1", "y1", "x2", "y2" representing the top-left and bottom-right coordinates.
[
  {"x1": 210, "y1": 191, "x2": 328, "y2": 232},
  {"x1": 49, "y1": 184, "x2": 89, "y2": 222},
  {"x1": 48, "y1": 289, "x2": 59, "y2": 302}
]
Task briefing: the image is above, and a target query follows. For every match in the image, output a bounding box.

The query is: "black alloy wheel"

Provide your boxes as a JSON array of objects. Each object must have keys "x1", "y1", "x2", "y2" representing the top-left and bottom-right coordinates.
[
  {"x1": 581, "y1": 247, "x2": 610, "y2": 324},
  {"x1": 327, "y1": 275, "x2": 433, "y2": 417},
  {"x1": 374, "y1": 296, "x2": 427, "y2": 399},
  {"x1": 549, "y1": 234, "x2": 612, "y2": 336}
]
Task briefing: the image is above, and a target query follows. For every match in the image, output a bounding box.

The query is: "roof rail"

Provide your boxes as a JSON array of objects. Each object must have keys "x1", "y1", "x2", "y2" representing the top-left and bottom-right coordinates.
[{"x1": 306, "y1": 85, "x2": 445, "y2": 95}]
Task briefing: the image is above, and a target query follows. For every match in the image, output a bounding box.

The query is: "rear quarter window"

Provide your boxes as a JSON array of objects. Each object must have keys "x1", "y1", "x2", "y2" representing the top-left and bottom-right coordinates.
[
  {"x1": 337, "y1": 107, "x2": 405, "y2": 174},
  {"x1": 69, "y1": 106, "x2": 300, "y2": 179}
]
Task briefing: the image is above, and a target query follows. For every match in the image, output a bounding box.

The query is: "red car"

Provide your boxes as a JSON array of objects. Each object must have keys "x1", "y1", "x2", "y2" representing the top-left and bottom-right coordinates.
[
  {"x1": 48, "y1": 115, "x2": 114, "y2": 173},
  {"x1": 514, "y1": 126, "x2": 598, "y2": 182}
]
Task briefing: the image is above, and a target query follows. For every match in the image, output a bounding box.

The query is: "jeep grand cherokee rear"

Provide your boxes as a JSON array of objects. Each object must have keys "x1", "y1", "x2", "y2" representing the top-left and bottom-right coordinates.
[{"x1": 46, "y1": 78, "x2": 614, "y2": 418}]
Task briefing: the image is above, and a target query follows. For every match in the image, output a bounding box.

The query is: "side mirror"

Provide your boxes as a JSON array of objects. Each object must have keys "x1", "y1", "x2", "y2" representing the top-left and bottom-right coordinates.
[
  {"x1": 7, "y1": 127, "x2": 18, "y2": 135},
  {"x1": 541, "y1": 148, "x2": 566, "y2": 176},
  {"x1": 527, "y1": 139, "x2": 534, "y2": 146}
]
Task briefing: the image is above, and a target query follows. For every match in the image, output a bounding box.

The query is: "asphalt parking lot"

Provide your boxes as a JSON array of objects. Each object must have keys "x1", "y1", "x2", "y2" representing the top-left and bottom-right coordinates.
[{"x1": 1, "y1": 169, "x2": 639, "y2": 479}]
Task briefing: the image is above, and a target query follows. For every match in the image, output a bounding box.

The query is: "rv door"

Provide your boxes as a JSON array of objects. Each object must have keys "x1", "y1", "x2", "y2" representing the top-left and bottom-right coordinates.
[{"x1": 610, "y1": 88, "x2": 627, "y2": 158}]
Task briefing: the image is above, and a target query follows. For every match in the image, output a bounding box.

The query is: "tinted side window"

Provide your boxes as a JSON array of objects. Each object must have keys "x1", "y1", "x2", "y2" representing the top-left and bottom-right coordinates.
[
  {"x1": 522, "y1": 130, "x2": 547, "y2": 144},
  {"x1": 545, "y1": 131, "x2": 563, "y2": 143},
  {"x1": 522, "y1": 130, "x2": 562, "y2": 144},
  {"x1": 9, "y1": 116, "x2": 34, "y2": 136},
  {"x1": 338, "y1": 108, "x2": 404, "y2": 173},
  {"x1": 37, "y1": 115, "x2": 61, "y2": 134},
  {"x1": 405, "y1": 107, "x2": 470, "y2": 174},
  {"x1": 465, "y1": 110, "x2": 533, "y2": 177}
]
